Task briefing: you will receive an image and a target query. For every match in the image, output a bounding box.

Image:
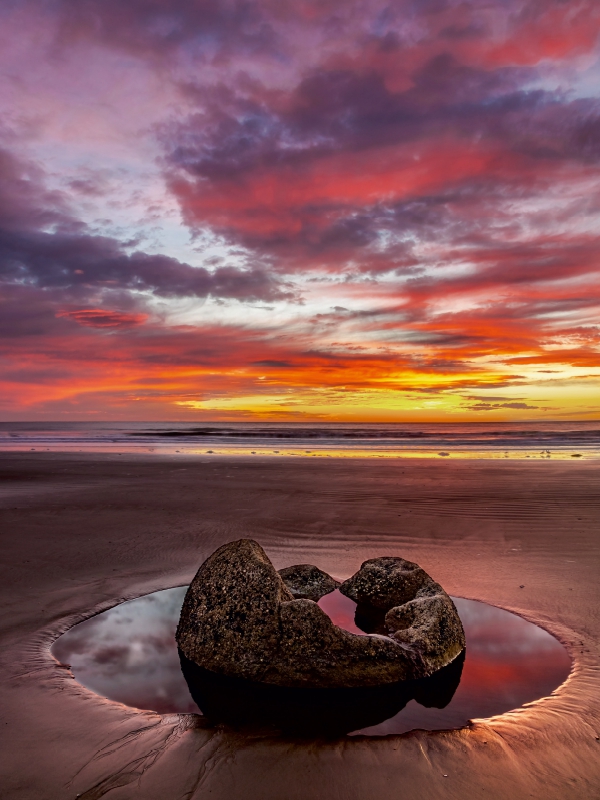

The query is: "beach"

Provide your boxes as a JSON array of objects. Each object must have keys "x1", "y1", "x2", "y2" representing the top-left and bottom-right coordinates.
[{"x1": 0, "y1": 451, "x2": 599, "y2": 799}]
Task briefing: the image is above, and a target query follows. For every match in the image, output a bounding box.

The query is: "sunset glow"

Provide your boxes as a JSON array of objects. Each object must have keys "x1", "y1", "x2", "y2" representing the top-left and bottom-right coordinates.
[{"x1": 1, "y1": 0, "x2": 599, "y2": 420}]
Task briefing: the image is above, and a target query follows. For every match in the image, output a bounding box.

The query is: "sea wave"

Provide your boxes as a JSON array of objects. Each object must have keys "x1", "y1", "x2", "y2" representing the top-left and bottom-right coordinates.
[{"x1": 0, "y1": 421, "x2": 598, "y2": 457}]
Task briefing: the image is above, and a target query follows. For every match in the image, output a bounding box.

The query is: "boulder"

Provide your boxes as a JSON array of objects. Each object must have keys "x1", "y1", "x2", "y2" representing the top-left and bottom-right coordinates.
[
  {"x1": 176, "y1": 539, "x2": 465, "y2": 688},
  {"x1": 176, "y1": 539, "x2": 294, "y2": 683},
  {"x1": 278, "y1": 564, "x2": 339, "y2": 600},
  {"x1": 339, "y1": 556, "x2": 430, "y2": 609},
  {"x1": 340, "y1": 557, "x2": 466, "y2": 675},
  {"x1": 385, "y1": 593, "x2": 465, "y2": 675}
]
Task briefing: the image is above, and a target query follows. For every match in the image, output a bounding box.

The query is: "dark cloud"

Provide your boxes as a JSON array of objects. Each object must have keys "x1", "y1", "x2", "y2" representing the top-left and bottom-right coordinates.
[
  {"x1": 165, "y1": 56, "x2": 600, "y2": 191},
  {"x1": 162, "y1": 50, "x2": 600, "y2": 275},
  {"x1": 252, "y1": 359, "x2": 296, "y2": 368},
  {"x1": 0, "y1": 227, "x2": 290, "y2": 301},
  {"x1": 466, "y1": 402, "x2": 540, "y2": 411},
  {"x1": 166, "y1": 56, "x2": 533, "y2": 182},
  {"x1": 0, "y1": 148, "x2": 293, "y2": 307},
  {"x1": 56, "y1": 309, "x2": 149, "y2": 329},
  {"x1": 0, "y1": 284, "x2": 67, "y2": 338},
  {"x1": 464, "y1": 395, "x2": 526, "y2": 402},
  {"x1": 51, "y1": 0, "x2": 278, "y2": 61}
]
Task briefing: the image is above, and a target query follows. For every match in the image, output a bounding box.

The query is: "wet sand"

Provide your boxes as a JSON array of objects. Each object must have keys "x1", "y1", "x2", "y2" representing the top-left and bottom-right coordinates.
[{"x1": 0, "y1": 452, "x2": 599, "y2": 799}]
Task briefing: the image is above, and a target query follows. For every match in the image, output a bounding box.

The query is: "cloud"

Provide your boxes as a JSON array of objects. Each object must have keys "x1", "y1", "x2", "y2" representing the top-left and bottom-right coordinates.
[
  {"x1": 1, "y1": 0, "x2": 599, "y2": 419},
  {"x1": 1, "y1": 228, "x2": 292, "y2": 301},
  {"x1": 162, "y1": 48, "x2": 600, "y2": 264},
  {"x1": 466, "y1": 402, "x2": 540, "y2": 411},
  {"x1": 252, "y1": 359, "x2": 296, "y2": 368},
  {"x1": 464, "y1": 396, "x2": 526, "y2": 402},
  {"x1": 51, "y1": 0, "x2": 279, "y2": 62},
  {"x1": 56, "y1": 309, "x2": 149, "y2": 329},
  {"x1": 0, "y1": 148, "x2": 293, "y2": 304}
]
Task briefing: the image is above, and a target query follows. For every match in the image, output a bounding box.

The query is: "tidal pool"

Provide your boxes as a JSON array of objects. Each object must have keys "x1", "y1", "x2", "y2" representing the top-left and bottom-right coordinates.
[{"x1": 52, "y1": 586, "x2": 571, "y2": 736}]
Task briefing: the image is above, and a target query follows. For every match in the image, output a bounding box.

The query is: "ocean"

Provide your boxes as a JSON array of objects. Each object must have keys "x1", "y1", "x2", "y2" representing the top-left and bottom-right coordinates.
[{"x1": 0, "y1": 421, "x2": 598, "y2": 459}]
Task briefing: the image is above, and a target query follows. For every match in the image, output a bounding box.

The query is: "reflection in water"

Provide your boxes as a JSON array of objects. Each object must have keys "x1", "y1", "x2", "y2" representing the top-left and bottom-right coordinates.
[
  {"x1": 180, "y1": 649, "x2": 464, "y2": 737},
  {"x1": 53, "y1": 587, "x2": 198, "y2": 715},
  {"x1": 318, "y1": 589, "x2": 390, "y2": 635},
  {"x1": 52, "y1": 587, "x2": 571, "y2": 736},
  {"x1": 317, "y1": 589, "x2": 370, "y2": 635}
]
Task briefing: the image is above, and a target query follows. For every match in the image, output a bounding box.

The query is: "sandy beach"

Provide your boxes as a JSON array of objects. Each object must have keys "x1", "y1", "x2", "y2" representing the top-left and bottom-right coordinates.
[{"x1": 1, "y1": 451, "x2": 599, "y2": 799}]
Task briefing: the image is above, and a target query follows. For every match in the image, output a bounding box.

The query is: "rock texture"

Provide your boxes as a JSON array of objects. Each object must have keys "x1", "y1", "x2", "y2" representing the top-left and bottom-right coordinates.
[
  {"x1": 278, "y1": 564, "x2": 339, "y2": 600},
  {"x1": 177, "y1": 540, "x2": 465, "y2": 688},
  {"x1": 176, "y1": 539, "x2": 294, "y2": 683},
  {"x1": 340, "y1": 556, "x2": 430, "y2": 609},
  {"x1": 340, "y1": 556, "x2": 466, "y2": 676}
]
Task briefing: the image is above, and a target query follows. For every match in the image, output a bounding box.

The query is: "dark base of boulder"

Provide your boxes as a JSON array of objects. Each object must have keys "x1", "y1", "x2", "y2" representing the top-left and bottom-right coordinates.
[{"x1": 179, "y1": 648, "x2": 465, "y2": 738}]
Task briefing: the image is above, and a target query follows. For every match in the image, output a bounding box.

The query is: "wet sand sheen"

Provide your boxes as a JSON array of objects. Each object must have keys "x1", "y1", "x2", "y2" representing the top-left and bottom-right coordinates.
[{"x1": 0, "y1": 452, "x2": 599, "y2": 799}]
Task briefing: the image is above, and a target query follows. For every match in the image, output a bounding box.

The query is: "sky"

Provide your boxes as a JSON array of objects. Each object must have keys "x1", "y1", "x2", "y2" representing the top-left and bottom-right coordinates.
[{"x1": 0, "y1": 0, "x2": 599, "y2": 422}]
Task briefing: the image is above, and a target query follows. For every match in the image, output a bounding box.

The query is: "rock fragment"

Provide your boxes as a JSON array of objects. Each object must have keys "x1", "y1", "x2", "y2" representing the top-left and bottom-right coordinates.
[
  {"x1": 278, "y1": 564, "x2": 339, "y2": 600},
  {"x1": 176, "y1": 539, "x2": 293, "y2": 683},
  {"x1": 339, "y1": 556, "x2": 430, "y2": 609},
  {"x1": 341, "y1": 556, "x2": 466, "y2": 676}
]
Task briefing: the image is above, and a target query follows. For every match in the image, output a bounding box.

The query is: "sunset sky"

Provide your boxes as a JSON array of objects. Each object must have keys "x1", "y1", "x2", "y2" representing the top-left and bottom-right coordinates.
[{"x1": 1, "y1": 0, "x2": 599, "y2": 421}]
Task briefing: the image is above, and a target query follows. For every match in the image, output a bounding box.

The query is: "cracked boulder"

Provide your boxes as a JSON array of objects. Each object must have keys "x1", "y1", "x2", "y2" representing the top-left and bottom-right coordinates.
[
  {"x1": 176, "y1": 539, "x2": 465, "y2": 688},
  {"x1": 340, "y1": 557, "x2": 466, "y2": 677}
]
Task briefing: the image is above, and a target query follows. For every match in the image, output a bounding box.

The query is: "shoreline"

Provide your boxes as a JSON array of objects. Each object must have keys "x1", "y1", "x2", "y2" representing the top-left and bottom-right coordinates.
[{"x1": 0, "y1": 446, "x2": 598, "y2": 460}]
